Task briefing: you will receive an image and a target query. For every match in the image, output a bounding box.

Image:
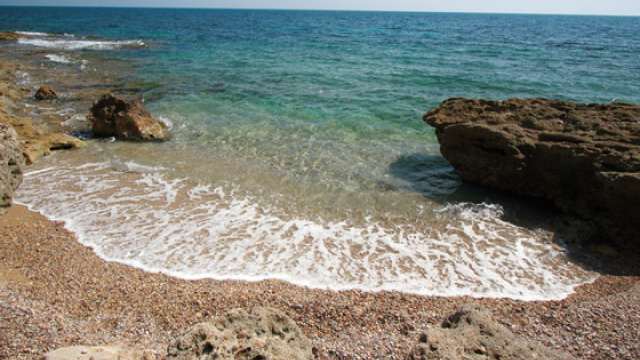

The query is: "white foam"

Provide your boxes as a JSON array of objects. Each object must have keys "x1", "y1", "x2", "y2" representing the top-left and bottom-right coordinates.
[
  {"x1": 16, "y1": 31, "x2": 50, "y2": 36},
  {"x1": 62, "y1": 114, "x2": 87, "y2": 126},
  {"x1": 15, "y1": 158, "x2": 597, "y2": 301},
  {"x1": 18, "y1": 38, "x2": 145, "y2": 51},
  {"x1": 111, "y1": 160, "x2": 167, "y2": 174},
  {"x1": 15, "y1": 70, "x2": 32, "y2": 86},
  {"x1": 156, "y1": 115, "x2": 174, "y2": 130},
  {"x1": 45, "y1": 54, "x2": 72, "y2": 63}
]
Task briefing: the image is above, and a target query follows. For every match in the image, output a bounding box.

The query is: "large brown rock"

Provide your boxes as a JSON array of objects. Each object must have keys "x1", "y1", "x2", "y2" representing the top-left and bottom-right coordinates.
[
  {"x1": 34, "y1": 85, "x2": 58, "y2": 100},
  {"x1": 406, "y1": 304, "x2": 576, "y2": 360},
  {"x1": 424, "y1": 98, "x2": 640, "y2": 248},
  {"x1": 89, "y1": 93, "x2": 169, "y2": 141},
  {"x1": 0, "y1": 124, "x2": 24, "y2": 217},
  {"x1": 167, "y1": 307, "x2": 313, "y2": 360}
]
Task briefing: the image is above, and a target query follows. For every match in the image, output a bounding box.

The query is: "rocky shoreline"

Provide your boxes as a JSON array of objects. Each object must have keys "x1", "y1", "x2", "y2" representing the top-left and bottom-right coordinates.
[
  {"x1": 424, "y1": 98, "x2": 640, "y2": 250},
  {"x1": 1, "y1": 41, "x2": 640, "y2": 359}
]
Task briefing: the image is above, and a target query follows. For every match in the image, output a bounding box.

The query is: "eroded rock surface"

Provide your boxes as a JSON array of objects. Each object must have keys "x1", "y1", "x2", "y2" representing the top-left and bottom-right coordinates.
[
  {"x1": 0, "y1": 124, "x2": 23, "y2": 217},
  {"x1": 424, "y1": 98, "x2": 640, "y2": 248},
  {"x1": 406, "y1": 304, "x2": 576, "y2": 360},
  {"x1": 167, "y1": 307, "x2": 313, "y2": 360},
  {"x1": 89, "y1": 93, "x2": 170, "y2": 141}
]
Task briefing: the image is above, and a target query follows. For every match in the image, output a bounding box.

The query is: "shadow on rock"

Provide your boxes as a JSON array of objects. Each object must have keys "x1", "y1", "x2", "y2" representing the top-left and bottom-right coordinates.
[{"x1": 388, "y1": 152, "x2": 640, "y2": 277}]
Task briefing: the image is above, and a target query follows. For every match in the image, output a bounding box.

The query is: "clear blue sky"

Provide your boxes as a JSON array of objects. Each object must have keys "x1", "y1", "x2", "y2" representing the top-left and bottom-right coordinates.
[{"x1": 1, "y1": 0, "x2": 639, "y2": 16}]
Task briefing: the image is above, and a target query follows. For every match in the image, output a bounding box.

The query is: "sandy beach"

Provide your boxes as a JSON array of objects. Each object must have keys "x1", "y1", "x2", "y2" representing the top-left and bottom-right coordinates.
[{"x1": 0, "y1": 39, "x2": 639, "y2": 359}]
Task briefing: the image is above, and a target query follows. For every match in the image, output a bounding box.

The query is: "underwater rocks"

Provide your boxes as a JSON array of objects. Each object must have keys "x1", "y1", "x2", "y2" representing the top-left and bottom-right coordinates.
[
  {"x1": 89, "y1": 93, "x2": 170, "y2": 141},
  {"x1": 167, "y1": 307, "x2": 313, "y2": 360},
  {"x1": 424, "y1": 98, "x2": 640, "y2": 248},
  {"x1": 0, "y1": 124, "x2": 23, "y2": 217},
  {"x1": 406, "y1": 304, "x2": 576, "y2": 360}
]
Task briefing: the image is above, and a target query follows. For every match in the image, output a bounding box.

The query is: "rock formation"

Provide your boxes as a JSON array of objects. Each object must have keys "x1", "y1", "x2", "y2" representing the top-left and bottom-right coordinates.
[
  {"x1": 89, "y1": 93, "x2": 170, "y2": 141},
  {"x1": 0, "y1": 124, "x2": 24, "y2": 217},
  {"x1": 10, "y1": 122, "x2": 84, "y2": 165},
  {"x1": 0, "y1": 31, "x2": 23, "y2": 41},
  {"x1": 42, "y1": 346, "x2": 142, "y2": 360},
  {"x1": 406, "y1": 304, "x2": 576, "y2": 360},
  {"x1": 167, "y1": 307, "x2": 313, "y2": 360},
  {"x1": 34, "y1": 85, "x2": 58, "y2": 100},
  {"x1": 424, "y1": 98, "x2": 640, "y2": 248}
]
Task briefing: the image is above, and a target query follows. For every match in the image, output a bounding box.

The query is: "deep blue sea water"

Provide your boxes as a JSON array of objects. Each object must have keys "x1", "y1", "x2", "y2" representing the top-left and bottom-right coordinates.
[{"x1": 2, "y1": 7, "x2": 639, "y2": 300}]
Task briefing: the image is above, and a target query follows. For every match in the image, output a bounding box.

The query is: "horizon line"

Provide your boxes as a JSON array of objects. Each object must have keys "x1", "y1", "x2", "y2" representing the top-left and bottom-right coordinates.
[{"x1": 1, "y1": 4, "x2": 639, "y2": 17}]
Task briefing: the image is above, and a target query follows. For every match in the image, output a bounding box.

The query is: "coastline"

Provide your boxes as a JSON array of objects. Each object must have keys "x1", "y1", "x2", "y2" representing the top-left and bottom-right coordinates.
[
  {"x1": 1, "y1": 205, "x2": 640, "y2": 359},
  {"x1": 1, "y1": 36, "x2": 639, "y2": 359}
]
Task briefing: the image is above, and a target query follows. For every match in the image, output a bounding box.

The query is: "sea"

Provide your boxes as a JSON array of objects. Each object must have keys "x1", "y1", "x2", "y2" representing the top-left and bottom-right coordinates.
[{"x1": 1, "y1": 7, "x2": 639, "y2": 301}]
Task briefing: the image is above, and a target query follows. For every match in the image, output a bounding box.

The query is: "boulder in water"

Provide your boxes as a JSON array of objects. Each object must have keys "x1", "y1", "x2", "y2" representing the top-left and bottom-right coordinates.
[
  {"x1": 89, "y1": 93, "x2": 170, "y2": 141},
  {"x1": 34, "y1": 85, "x2": 58, "y2": 100}
]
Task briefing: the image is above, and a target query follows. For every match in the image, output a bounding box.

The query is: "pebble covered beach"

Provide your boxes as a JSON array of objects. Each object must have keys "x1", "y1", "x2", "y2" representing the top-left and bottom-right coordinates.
[{"x1": 1, "y1": 205, "x2": 640, "y2": 360}]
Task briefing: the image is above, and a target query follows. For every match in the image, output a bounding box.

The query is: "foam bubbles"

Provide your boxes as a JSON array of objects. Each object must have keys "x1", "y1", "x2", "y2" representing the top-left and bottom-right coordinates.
[
  {"x1": 156, "y1": 115, "x2": 174, "y2": 130},
  {"x1": 45, "y1": 54, "x2": 72, "y2": 63},
  {"x1": 15, "y1": 70, "x2": 32, "y2": 86},
  {"x1": 62, "y1": 114, "x2": 88, "y2": 126},
  {"x1": 18, "y1": 37, "x2": 145, "y2": 51},
  {"x1": 16, "y1": 31, "x2": 51, "y2": 36},
  {"x1": 15, "y1": 154, "x2": 597, "y2": 301}
]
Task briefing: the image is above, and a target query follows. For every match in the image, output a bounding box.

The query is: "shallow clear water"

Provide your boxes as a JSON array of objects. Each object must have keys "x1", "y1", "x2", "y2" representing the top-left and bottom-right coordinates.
[{"x1": 4, "y1": 8, "x2": 638, "y2": 300}]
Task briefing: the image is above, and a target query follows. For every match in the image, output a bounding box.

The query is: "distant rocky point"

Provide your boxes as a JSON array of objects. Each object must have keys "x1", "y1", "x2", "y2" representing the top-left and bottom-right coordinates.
[
  {"x1": 424, "y1": 98, "x2": 640, "y2": 249},
  {"x1": 0, "y1": 31, "x2": 23, "y2": 41}
]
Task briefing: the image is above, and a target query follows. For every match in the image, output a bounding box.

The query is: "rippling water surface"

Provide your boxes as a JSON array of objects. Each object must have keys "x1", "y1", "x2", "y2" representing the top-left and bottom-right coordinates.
[{"x1": 3, "y1": 8, "x2": 639, "y2": 300}]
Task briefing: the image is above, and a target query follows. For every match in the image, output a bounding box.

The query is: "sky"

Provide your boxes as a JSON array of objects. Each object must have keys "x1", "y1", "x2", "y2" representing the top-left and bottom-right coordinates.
[{"x1": 1, "y1": 0, "x2": 639, "y2": 16}]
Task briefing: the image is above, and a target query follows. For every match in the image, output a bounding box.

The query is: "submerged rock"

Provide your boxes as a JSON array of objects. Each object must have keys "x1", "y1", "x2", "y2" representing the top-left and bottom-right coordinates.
[
  {"x1": 406, "y1": 304, "x2": 576, "y2": 360},
  {"x1": 0, "y1": 124, "x2": 23, "y2": 217},
  {"x1": 35, "y1": 85, "x2": 58, "y2": 100},
  {"x1": 168, "y1": 307, "x2": 313, "y2": 360},
  {"x1": 424, "y1": 98, "x2": 640, "y2": 249},
  {"x1": 89, "y1": 93, "x2": 170, "y2": 141}
]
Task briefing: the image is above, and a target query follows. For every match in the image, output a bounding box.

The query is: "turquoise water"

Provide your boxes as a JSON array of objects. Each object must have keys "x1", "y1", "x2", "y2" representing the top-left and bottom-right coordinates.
[{"x1": 3, "y1": 8, "x2": 639, "y2": 300}]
